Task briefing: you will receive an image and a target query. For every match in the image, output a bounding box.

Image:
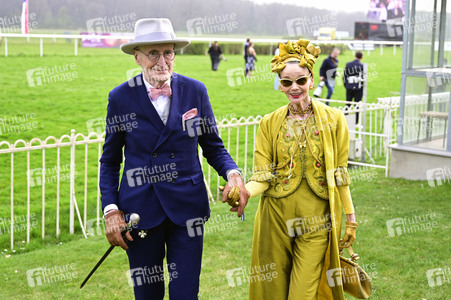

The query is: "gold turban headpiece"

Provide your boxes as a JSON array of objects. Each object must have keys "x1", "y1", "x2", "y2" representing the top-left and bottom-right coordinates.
[{"x1": 271, "y1": 38, "x2": 321, "y2": 77}]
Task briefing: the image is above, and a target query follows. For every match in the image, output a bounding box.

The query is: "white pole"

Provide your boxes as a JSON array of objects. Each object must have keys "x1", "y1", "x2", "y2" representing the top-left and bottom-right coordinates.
[
  {"x1": 27, "y1": 150, "x2": 30, "y2": 243},
  {"x1": 10, "y1": 152, "x2": 14, "y2": 249},
  {"x1": 40, "y1": 38, "x2": 43, "y2": 57},
  {"x1": 5, "y1": 37, "x2": 8, "y2": 57},
  {"x1": 74, "y1": 38, "x2": 78, "y2": 56},
  {"x1": 70, "y1": 129, "x2": 75, "y2": 234}
]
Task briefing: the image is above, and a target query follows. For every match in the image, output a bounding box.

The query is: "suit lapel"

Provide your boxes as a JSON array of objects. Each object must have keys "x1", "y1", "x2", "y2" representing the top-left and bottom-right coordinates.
[
  {"x1": 155, "y1": 73, "x2": 183, "y2": 149},
  {"x1": 131, "y1": 74, "x2": 165, "y2": 132}
]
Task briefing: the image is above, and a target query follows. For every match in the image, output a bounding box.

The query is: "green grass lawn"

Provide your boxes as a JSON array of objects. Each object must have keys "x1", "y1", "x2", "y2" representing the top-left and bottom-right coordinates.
[{"x1": 0, "y1": 39, "x2": 450, "y2": 299}]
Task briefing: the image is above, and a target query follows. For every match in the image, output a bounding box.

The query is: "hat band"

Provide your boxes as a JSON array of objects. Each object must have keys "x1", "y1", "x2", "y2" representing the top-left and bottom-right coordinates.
[{"x1": 133, "y1": 31, "x2": 175, "y2": 43}]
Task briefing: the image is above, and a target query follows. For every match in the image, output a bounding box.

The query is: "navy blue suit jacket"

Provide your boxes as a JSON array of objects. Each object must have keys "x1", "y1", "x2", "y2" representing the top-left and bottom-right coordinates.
[
  {"x1": 99, "y1": 73, "x2": 238, "y2": 228},
  {"x1": 343, "y1": 59, "x2": 364, "y2": 90}
]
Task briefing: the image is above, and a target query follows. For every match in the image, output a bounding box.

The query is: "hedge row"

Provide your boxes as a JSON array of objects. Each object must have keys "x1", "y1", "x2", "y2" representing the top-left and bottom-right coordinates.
[{"x1": 180, "y1": 41, "x2": 349, "y2": 56}]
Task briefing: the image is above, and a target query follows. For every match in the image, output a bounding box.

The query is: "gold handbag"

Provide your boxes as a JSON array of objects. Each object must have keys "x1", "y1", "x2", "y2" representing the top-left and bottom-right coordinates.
[{"x1": 340, "y1": 246, "x2": 372, "y2": 299}]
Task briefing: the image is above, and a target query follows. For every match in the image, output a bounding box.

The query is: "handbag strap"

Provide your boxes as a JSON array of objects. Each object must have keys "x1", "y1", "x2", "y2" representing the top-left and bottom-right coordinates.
[{"x1": 340, "y1": 246, "x2": 360, "y2": 262}]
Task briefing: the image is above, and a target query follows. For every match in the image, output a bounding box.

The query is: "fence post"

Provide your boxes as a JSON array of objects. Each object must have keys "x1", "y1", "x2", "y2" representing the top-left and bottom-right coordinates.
[
  {"x1": 70, "y1": 129, "x2": 75, "y2": 234},
  {"x1": 361, "y1": 64, "x2": 368, "y2": 163},
  {"x1": 5, "y1": 37, "x2": 8, "y2": 57},
  {"x1": 40, "y1": 38, "x2": 43, "y2": 57},
  {"x1": 10, "y1": 152, "x2": 14, "y2": 249},
  {"x1": 74, "y1": 38, "x2": 78, "y2": 56}
]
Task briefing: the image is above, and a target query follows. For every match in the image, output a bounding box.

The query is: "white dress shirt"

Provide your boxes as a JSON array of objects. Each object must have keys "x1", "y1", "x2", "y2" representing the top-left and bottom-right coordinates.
[{"x1": 143, "y1": 76, "x2": 172, "y2": 125}]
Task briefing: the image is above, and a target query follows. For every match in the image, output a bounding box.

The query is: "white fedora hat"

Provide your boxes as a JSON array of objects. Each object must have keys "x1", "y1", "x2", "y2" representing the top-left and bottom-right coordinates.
[{"x1": 120, "y1": 18, "x2": 190, "y2": 55}]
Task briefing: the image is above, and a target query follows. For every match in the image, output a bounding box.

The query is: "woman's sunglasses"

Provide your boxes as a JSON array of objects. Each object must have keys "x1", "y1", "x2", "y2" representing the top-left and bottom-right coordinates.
[{"x1": 279, "y1": 76, "x2": 310, "y2": 87}]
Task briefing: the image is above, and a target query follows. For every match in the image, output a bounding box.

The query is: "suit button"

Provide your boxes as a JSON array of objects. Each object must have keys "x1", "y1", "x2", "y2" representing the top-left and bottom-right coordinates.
[
  {"x1": 171, "y1": 178, "x2": 176, "y2": 183},
  {"x1": 170, "y1": 153, "x2": 175, "y2": 158},
  {"x1": 152, "y1": 152, "x2": 157, "y2": 158}
]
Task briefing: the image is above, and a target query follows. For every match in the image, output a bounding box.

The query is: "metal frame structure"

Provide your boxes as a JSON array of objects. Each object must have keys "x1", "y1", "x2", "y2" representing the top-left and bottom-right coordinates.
[{"x1": 398, "y1": 0, "x2": 451, "y2": 152}]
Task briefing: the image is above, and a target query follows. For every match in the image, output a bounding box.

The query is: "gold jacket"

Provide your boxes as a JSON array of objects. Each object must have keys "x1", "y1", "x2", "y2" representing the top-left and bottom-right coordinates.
[{"x1": 249, "y1": 100, "x2": 353, "y2": 299}]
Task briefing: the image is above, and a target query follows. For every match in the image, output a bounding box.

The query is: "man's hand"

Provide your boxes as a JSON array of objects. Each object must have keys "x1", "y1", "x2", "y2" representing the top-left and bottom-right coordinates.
[
  {"x1": 221, "y1": 174, "x2": 250, "y2": 218},
  {"x1": 104, "y1": 210, "x2": 133, "y2": 250},
  {"x1": 319, "y1": 76, "x2": 325, "y2": 81},
  {"x1": 339, "y1": 221, "x2": 358, "y2": 250}
]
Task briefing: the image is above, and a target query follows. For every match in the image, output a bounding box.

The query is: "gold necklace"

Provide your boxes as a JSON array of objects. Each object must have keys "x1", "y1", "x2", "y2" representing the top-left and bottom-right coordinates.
[
  {"x1": 290, "y1": 108, "x2": 322, "y2": 167},
  {"x1": 289, "y1": 102, "x2": 313, "y2": 117}
]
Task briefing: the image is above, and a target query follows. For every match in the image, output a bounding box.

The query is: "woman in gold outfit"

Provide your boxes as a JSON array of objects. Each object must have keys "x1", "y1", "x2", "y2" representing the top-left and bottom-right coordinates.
[{"x1": 244, "y1": 39, "x2": 358, "y2": 299}]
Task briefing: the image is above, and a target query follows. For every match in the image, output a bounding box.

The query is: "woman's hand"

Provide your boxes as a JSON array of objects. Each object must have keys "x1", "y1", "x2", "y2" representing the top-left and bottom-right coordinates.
[{"x1": 339, "y1": 214, "x2": 357, "y2": 249}]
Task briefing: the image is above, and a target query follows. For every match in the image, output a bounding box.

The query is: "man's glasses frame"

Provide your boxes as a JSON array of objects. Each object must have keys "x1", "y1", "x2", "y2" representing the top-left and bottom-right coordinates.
[{"x1": 135, "y1": 48, "x2": 176, "y2": 62}]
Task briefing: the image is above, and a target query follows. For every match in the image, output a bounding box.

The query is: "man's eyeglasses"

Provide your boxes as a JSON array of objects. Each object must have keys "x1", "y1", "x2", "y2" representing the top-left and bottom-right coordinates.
[
  {"x1": 279, "y1": 76, "x2": 310, "y2": 87},
  {"x1": 136, "y1": 49, "x2": 175, "y2": 62}
]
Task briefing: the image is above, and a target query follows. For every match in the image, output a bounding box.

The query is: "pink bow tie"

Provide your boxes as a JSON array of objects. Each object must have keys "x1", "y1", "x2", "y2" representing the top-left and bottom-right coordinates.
[{"x1": 149, "y1": 84, "x2": 172, "y2": 101}]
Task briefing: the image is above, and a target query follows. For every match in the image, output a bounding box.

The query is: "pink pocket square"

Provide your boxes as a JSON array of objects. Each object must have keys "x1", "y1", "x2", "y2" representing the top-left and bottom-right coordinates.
[{"x1": 182, "y1": 108, "x2": 198, "y2": 131}]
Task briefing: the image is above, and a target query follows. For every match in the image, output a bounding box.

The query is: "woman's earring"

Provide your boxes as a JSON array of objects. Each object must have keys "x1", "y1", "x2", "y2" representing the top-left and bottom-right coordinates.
[
  {"x1": 278, "y1": 84, "x2": 284, "y2": 92},
  {"x1": 310, "y1": 83, "x2": 315, "y2": 90}
]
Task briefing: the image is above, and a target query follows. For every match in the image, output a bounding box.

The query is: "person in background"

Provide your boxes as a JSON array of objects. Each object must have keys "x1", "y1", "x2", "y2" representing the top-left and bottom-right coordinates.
[
  {"x1": 245, "y1": 42, "x2": 257, "y2": 78},
  {"x1": 244, "y1": 38, "x2": 250, "y2": 76},
  {"x1": 207, "y1": 41, "x2": 223, "y2": 71},
  {"x1": 343, "y1": 51, "x2": 365, "y2": 124},
  {"x1": 319, "y1": 47, "x2": 340, "y2": 105}
]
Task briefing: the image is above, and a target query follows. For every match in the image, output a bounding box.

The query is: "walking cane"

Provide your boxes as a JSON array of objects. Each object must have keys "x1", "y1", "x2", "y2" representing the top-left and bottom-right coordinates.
[{"x1": 80, "y1": 213, "x2": 140, "y2": 289}]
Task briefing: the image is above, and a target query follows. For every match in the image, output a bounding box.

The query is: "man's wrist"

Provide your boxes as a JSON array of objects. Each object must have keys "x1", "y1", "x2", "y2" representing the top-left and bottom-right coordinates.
[
  {"x1": 226, "y1": 169, "x2": 242, "y2": 181},
  {"x1": 103, "y1": 204, "x2": 119, "y2": 218}
]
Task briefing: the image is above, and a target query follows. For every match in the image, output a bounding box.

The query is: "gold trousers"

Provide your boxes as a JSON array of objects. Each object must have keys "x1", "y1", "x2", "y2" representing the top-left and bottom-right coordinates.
[{"x1": 249, "y1": 180, "x2": 331, "y2": 300}]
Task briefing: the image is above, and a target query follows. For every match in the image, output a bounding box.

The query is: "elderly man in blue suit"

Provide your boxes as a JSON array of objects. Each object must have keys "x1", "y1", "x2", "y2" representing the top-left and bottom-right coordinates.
[{"x1": 99, "y1": 18, "x2": 249, "y2": 300}]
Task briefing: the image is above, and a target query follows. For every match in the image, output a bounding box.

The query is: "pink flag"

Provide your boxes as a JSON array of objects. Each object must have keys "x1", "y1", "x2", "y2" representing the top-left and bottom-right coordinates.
[{"x1": 21, "y1": 0, "x2": 29, "y2": 34}]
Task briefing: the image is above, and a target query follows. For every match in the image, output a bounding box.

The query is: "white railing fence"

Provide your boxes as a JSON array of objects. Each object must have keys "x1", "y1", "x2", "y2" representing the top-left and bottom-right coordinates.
[
  {"x1": 0, "y1": 33, "x2": 403, "y2": 57},
  {"x1": 0, "y1": 100, "x2": 398, "y2": 249}
]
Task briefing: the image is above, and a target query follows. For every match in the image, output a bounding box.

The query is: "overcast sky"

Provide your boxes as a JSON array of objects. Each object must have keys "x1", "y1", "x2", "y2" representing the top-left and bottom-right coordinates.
[{"x1": 249, "y1": 0, "x2": 370, "y2": 13}]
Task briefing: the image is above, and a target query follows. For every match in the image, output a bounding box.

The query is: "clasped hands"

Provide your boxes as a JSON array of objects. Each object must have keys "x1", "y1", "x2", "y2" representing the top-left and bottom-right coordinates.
[{"x1": 221, "y1": 174, "x2": 250, "y2": 218}]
